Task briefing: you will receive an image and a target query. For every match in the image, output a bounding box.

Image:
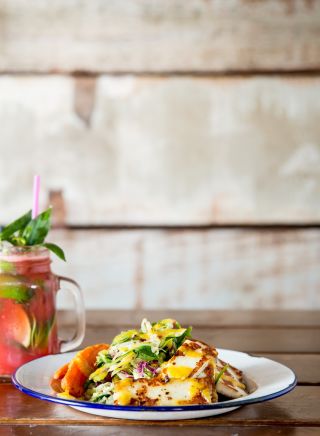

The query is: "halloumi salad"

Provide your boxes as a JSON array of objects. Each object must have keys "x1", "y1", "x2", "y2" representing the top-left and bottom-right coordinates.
[{"x1": 51, "y1": 318, "x2": 248, "y2": 406}]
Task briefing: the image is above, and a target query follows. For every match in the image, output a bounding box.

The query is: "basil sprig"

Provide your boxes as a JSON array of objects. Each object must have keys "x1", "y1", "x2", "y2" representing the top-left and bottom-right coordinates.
[{"x1": 0, "y1": 208, "x2": 66, "y2": 261}]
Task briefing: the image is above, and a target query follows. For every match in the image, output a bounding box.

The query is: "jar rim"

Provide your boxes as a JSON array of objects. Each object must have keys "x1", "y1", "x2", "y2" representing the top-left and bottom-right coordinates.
[{"x1": 0, "y1": 244, "x2": 50, "y2": 259}]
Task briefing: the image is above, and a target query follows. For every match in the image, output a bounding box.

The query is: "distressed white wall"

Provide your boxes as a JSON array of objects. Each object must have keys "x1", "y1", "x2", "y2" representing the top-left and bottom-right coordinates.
[{"x1": 0, "y1": 0, "x2": 319, "y2": 309}]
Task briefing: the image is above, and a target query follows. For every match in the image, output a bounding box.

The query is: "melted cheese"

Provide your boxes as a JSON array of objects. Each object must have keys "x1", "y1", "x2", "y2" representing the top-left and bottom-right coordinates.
[
  {"x1": 189, "y1": 379, "x2": 213, "y2": 403},
  {"x1": 116, "y1": 378, "x2": 132, "y2": 388},
  {"x1": 114, "y1": 379, "x2": 133, "y2": 405},
  {"x1": 156, "y1": 328, "x2": 187, "y2": 338},
  {"x1": 115, "y1": 377, "x2": 216, "y2": 406},
  {"x1": 166, "y1": 365, "x2": 192, "y2": 379},
  {"x1": 182, "y1": 348, "x2": 202, "y2": 358},
  {"x1": 116, "y1": 390, "x2": 132, "y2": 405},
  {"x1": 58, "y1": 392, "x2": 77, "y2": 400},
  {"x1": 201, "y1": 387, "x2": 211, "y2": 403},
  {"x1": 189, "y1": 379, "x2": 202, "y2": 397},
  {"x1": 161, "y1": 339, "x2": 216, "y2": 383},
  {"x1": 89, "y1": 365, "x2": 108, "y2": 382},
  {"x1": 113, "y1": 339, "x2": 220, "y2": 406}
]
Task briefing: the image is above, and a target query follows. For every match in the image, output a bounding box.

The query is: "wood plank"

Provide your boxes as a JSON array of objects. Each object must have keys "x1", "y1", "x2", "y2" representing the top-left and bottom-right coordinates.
[
  {"x1": 73, "y1": 326, "x2": 320, "y2": 353},
  {"x1": 47, "y1": 309, "x2": 320, "y2": 382},
  {"x1": 1, "y1": 75, "x2": 320, "y2": 225},
  {"x1": 1, "y1": 1, "x2": 320, "y2": 72},
  {"x1": 50, "y1": 229, "x2": 320, "y2": 310},
  {"x1": 1, "y1": 385, "x2": 319, "y2": 426},
  {"x1": 259, "y1": 354, "x2": 320, "y2": 385},
  {"x1": 60, "y1": 310, "x2": 320, "y2": 327},
  {"x1": 1, "y1": 426, "x2": 318, "y2": 435}
]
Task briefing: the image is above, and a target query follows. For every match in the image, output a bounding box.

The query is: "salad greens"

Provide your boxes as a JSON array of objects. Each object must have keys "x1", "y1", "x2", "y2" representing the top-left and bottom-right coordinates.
[
  {"x1": 85, "y1": 318, "x2": 192, "y2": 403},
  {"x1": 55, "y1": 318, "x2": 248, "y2": 406},
  {"x1": 0, "y1": 208, "x2": 65, "y2": 261}
]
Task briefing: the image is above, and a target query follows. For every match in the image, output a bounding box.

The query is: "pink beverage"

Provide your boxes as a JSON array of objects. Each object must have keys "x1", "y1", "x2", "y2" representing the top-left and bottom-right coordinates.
[{"x1": 0, "y1": 246, "x2": 85, "y2": 376}]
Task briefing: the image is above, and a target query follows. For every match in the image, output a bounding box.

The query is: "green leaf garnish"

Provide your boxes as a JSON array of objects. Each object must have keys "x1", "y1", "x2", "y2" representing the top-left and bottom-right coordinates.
[
  {"x1": 135, "y1": 345, "x2": 159, "y2": 361},
  {"x1": 43, "y1": 242, "x2": 66, "y2": 261},
  {"x1": 96, "y1": 350, "x2": 113, "y2": 368},
  {"x1": 92, "y1": 394, "x2": 109, "y2": 402},
  {"x1": 0, "y1": 208, "x2": 66, "y2": 261},
  {"x1": 159, "y1": 326, "x2": 192, "y2": 356},
  {"x1": 0, "y1": 210, "x2": 32, "y2": 242},
  {"x1": 215, "y1": 364, "x2": 229, "y2": 385},
  {"x1": 174, "y1": 326, "x2": 192, "y2": 349},
  {"x1": 22, "y1": 208, "x2": 52, "y2": 245},
  {"x1": 112, "y1": 329, "x2": 139, "y2": 345},
  {"x1": 10, "y1": 236, "x2": 27, "y2": 246}
]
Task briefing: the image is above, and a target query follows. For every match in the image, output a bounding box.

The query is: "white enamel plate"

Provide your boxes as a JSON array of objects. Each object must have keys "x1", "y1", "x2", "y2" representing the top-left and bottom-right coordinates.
[{"x1": 12, "y1": 349, "x2": 296, "y2": 420}]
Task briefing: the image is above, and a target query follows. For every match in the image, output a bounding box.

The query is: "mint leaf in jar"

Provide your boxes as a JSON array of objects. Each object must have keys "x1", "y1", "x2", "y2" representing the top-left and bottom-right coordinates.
[
  {"x1": 43, "y1": 242, "x2": 66, "y2": 261},
  {"x1": 0, "y1": 210, "x2": 32, "y2": 242},
  {"x1": 0, "y1": 208, "x2": 66, "y2": 261},
  {"x1": 22, "y1": 208, "x2": 52, "y2": 245}
]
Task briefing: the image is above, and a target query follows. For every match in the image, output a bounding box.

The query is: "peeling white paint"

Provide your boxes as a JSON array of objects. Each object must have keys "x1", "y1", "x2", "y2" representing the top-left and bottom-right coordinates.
[
  {"x1": 51, "y1": 229, "x2": 320, "y2": 310},
  {"x1": 0, "y1": 76, "x2": 320, "y2": 224},
  {"x1": 280, "y1": 143, "x2": 320, "y2": 176}
]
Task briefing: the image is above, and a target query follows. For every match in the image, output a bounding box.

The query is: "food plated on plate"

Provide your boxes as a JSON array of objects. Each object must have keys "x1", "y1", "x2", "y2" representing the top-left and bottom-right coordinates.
[{"x1": 51, "y1": 318, "x2": 249, "y2": 406}]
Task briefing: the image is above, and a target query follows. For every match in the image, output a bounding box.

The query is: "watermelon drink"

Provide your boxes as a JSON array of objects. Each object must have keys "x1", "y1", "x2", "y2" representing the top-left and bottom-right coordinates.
[
  {"x1": 0, "y1": 207, "x2": 85, "y2": 376},
  {"x1": 0, "y1": 246, "x2": 59, "y2": 375}
]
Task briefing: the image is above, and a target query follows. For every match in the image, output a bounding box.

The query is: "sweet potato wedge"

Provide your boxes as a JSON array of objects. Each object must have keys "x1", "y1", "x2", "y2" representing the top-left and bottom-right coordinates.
[{"x1": 51, "y1": 343, "x2": 109, "y2": 397}]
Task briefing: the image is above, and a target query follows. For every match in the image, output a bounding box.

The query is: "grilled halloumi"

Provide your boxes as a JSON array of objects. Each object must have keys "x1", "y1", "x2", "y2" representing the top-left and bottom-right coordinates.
[
  {"x1": 51, "y1": 317, "x2": 250, "y2": 406},
  {"x1": 113, "y1": 376, "x2": 215, "y2": 406},
  {"x1": 161, "y1": 339, "x2": 217, "y2": 380},
  {"x1": 215, "y1": 358, "x2": 247, "y2": 398},
  {"x1": 114, "y1": 339, "x2": 218, "y2": 406}
]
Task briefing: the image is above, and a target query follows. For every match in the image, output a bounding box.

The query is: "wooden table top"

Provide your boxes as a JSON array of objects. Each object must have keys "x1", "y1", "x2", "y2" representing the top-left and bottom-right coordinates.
[{"x1": 2, "y1": 310, "x2": 320, "y2": 435}]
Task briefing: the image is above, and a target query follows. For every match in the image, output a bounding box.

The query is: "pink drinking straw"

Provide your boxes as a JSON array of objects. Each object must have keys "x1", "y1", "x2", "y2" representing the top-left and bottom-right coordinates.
[{"x1": 32, "y1": 175, "x2": 41, "y2": 219}]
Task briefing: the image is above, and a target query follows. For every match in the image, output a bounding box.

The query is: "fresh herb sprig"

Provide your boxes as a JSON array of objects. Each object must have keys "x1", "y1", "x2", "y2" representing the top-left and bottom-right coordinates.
[
  {"x1": 0, "y1": 208, "x2": 66, "y2": 261},
  {"x1": 215, "y1": 364, "x2": 229, "y2": 385}
]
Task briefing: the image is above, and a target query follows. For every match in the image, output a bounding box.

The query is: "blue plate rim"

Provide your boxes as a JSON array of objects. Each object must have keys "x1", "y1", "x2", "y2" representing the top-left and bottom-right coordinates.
[{"x1": 11, "y1": 350, "x2": 297, "y2": 412}]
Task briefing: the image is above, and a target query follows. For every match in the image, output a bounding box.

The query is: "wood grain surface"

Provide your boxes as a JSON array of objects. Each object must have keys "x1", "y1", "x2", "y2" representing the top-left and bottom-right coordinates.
[
  {"x1": 71, "y1": 326, "x2": 319, "y2": 354},
  {"x1": 56, "y1": 310, "x2": 319, "y2": 384},
  {"x1": 2, "y1": 310, "x2": 319, "y2": 434},
  {"x1": 259, "y1": 354, "x2": 320, "y2": 385},
  {"x1": 59, "y1": 309, "x2": 320, "y2": 327},
  {"x1": 56, "y1": 311, "x2": 320, "y2": 384},
  {"x1": 1, "y1": 0, "x2": 320, "y2": 73},
  {"x1": 50, "y1": 229, "x2": 320, "y2": 310},
  {"x1": 1, "y1": 426, "x2": 319, "y2": 436},
  {"x1": 1, "y1": 385, "x2": 319, "y2": 426},
  {"x1": 1, "y1": 76, "x2": 320, "y2": 225}
]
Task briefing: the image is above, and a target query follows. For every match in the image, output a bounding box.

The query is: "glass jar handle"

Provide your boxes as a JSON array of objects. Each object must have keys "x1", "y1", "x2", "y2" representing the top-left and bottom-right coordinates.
[{"x1": 57, "y1": 276, "x2": 86, "y2": 353}]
